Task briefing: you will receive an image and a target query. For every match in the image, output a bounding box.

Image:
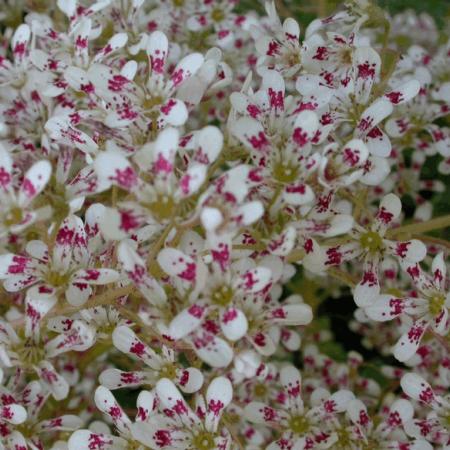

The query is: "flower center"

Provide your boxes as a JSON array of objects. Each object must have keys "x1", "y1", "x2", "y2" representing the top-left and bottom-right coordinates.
[
  {"x1": 429, "y1": 292, "x2": 445, "y2": 317},
  {"x1": 289, "y1": 415, "x2": 310, "y2": 434},
  {"x1": 211, "y1": 8, "x2": 225, "y2": 22},
  {"x1": 335, "y1": 426, "x2": 353, "y2": 448},
  {"x1": 283, "y1": 50, "x2": 301, "y2": 67},
  {"x1": 273, "y1": 161, "x2": 299, "y2": 183},
  {"x1": 146, "y1": 194, "x2": 176, "y2": 222},
  {"x1": 191, "y1": 431, "x2": 216, "y2": 450},
  {"x1": 14, "y1": 339, "x2": 45, "y2": 369},
  {"x1": 444, "y1": 413, "x2": 450, "y2": 428},
  {"x1": 340, "y1": 48, "x2": 353, "y2": 65},
  {"x1": 45, "y1": 270, "x2": 71, "y2": 287},
  {"x1": 142, "y1": 95, "x2": 164, "y2": 110},
  {"x1": 211, "y1": 285, "x2": 234, "y2": 307},
  {"x1": 4, "y1": 207, "x2": 24, "y2": 226},
  {"x1": 126, "y1": 441, "x2": 143, "y2": 450},
  {"x1": 323, "y1": 160, "x2": 340, "y2": 182},
  {"x1": 159, "y1": 363, "x2": 177, "y2": 380},
  {"x1": 359, "y1": 231, "x2": 383, "y2": 254},
  {"x1": 253, "y1": 383, "x2": 268, "y2": 397},
  {"x1": 386, "y1": 288, "x2": 402, "y2": 298}
]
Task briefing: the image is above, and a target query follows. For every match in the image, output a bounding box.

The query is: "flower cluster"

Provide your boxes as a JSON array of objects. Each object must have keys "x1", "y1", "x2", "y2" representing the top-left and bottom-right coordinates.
[{"x1": 0, "y1": 0, "x2": 448, "y2": 448}]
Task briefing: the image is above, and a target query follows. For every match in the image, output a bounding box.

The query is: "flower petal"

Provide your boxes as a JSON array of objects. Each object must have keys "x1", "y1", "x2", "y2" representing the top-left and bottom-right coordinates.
[
  {"x1": 394, "y1": 319, "x2": 429, "y2": 362},
  {"x1": 94, "y1": 152, "x2": 138, "y2": 191},
  {"x1": 95, "y1": 386, "x2": 131, "y2": 434},
  {"x1": 401, "y1": 372, "x2": 438, "y2": 406},
  {"x1": 169, "y1": 304, "x2": 207, "y2": 339},
  {"x1": 220, "y1": 307, "x2": 248, "y2": 341},
  {"x1": 117, "y1": 241, "x2": 166, "y2": 305},
  {"x1": 18, "y1": 160, "x2": 52, "y2": 207},
  {"x1": 112, "y1": 325, "x2": 161, "y2": 369},
  {"x1": 175, "y1": 367, "x2": 204, "y2": 393}
]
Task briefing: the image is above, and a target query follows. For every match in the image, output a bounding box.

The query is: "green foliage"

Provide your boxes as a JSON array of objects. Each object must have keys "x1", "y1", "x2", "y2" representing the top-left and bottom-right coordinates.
[
  {"x1": 378, "y1": 0, "x2": 450, "y2": 27},
  {"x1": 238, "y1": 0, "x2": 450, "y2": 31}
]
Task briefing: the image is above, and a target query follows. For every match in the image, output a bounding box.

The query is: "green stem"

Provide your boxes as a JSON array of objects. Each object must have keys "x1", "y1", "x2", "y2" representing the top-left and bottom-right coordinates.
[
  {"x1": 386, "y1": 215, "x2": 450, "y2": 238},
  {"x1": 430, "y1": 329, "x2": 450, "y2": 354},
  {"x1": 411, "y1": 234, "x2": 450, "y2": 250},
  {"x1": 45, "y1": 285, "x2": 134, "y2": 320},
  {"x1": 146, "y1": 221, "x2": 175, "y2": 267},
  {"x1": 327, "y1": 267, "x2": 357, "y2": 288},
  {"x1": 78, "y1": 341, "x2": 111, "y2": 373}
]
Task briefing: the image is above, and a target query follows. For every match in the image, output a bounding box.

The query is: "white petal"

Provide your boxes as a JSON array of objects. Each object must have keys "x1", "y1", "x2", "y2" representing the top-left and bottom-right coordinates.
[
  {"x1": 176, "y1": 164, "x2": 206, "y2": 198},
  {"x1": 280, "y1": 365, "x2": 302, "y2": 399},
  {"x1": 176, "y1": 367, "x2": 204, "y2": 393},
  {"x1": 237, "y1": 267, "x2": 272, "y2": 293},
  {"x1": 68, "y1": 430, "x2": 127, "y2": 450},
  {"x1": 157, "y1": 248, "x2": 197, "y2": 283},
  {"x1": 35, "y1": 361, "x2": 69, "y2": 400},
  {"x1": 167, "y1": 52, "x2": 204, "y2": 92},
  {"x1": 168, "y1": 305, "x2": 207, "y2": 339},
  {"x1": 95, "y1": 386, "x2": 131, "y2": 434},
  {"x1": 394, "y1": 320, "x2": 428, "y2": 362},
  {"x1": 112, "y1": 326, "x2": 160, "y2": 369},
  {"x1": 206, "y1": 376, "x2": 233, "y2": 409},
  {"x1": 0, "y1": 404, "x2": 26, "y2": 425},
  {"x1": 283, "y1": 183, "x2": 314, "y2": 206},
  {"x1": 377, "y1": 193, "x2": 402, "y2": 223},
  {"x1": 0, "y1": 146, "x2": 13, "y2": 191},
  {"x1": 384, "y1": 80, "x2": 420, "y2": 105},
  {"x1": 147, "y1": 30, "x2": 168, "y2": 75},
  {"x1": 194, "y1": 332, "x2": 233, "y2": 368},
  {"x1": 353, "y1": 47, "x2": 381, "y2": 104},
  {"x1": 99, "y1": 368, "x2": 146, "y2": 389},
  {"x1": 347, "y1": 398, "x2": 371, "y2": 429},
  {"x1": 220, "y1": 307, "x2": 248, "y2": 341},
  {"x1": 400, "y1": 372, "x2": 436, "y2": 405},
  {"x1": 267, "y1": 304, "x2": 313, "y2": 326},
  {"x1": 94, "y1": 152, "x2": 138, "y2": 191},
  {"x1": 231, "y1": 117, "x2": 270, "y2": 153},
  {"x1": 291, "y1": 111, "x2": 319, "y2": 147},
  {"x1": 158, "y1": 98, "x2": 188, "y2": 127},
  {"x1": 356, "y1": 99, "x2": 393, "y2": 138},
  {"x1": 18, "y1": 160, "x2": 52, "y2": 207}
]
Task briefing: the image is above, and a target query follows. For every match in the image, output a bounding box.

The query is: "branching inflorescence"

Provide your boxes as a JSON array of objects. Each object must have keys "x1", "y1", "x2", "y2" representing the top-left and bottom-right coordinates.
[{"x1": 0, "y1": 0, "x2": 448, "y2": 448}]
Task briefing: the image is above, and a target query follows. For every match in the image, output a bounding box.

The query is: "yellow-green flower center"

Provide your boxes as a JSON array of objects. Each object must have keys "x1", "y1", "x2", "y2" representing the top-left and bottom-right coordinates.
[
  {"x1": 335, "y1": 426, "x2": 353, "y2": 448},
  {"x1": 360, "y1": 231, "x2": 383, "y2": 254},
  {"x1": 253, "y1": 383, "x2": 268, "y2": 398},
  {"x1": 146, "y1": 194, "x2": 176, "y2": 222},
  {"x1": 13, "y1": 339, "x2": 46, "y2": 369},
  {"x1": 429, "y1": 292, "x2": 445, "y2": 317},
  {"x1": 211, "y1": 285, "x2": 234, "y2": 307},
  {"x1": 159, "y1": 363, "x2": 177, "y2": 380},
  {"x1": 289, "y1": 415, "x2": 310, "y2": 434},
  {"x1": 192, "y1": 431, "x2": 216, "y2": 450},
  {"x1": 211, "y1": 8, "x2": 225, "y2": 22},
  {"x1": 4, "y1": 207, "x2": 24, "y2": 226},
  {"x1": 45, "y1": 270, "x2": 71, "y2": 287},
  {"x1": 142, "y1": 95, "x2": 164, "y2": 110},
  {"x1": 444, "y1": 413, "x2": 450, "y2": 428},
  {"x1": 273, "y1": 161, "x2": 299, "y2": 184}
]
